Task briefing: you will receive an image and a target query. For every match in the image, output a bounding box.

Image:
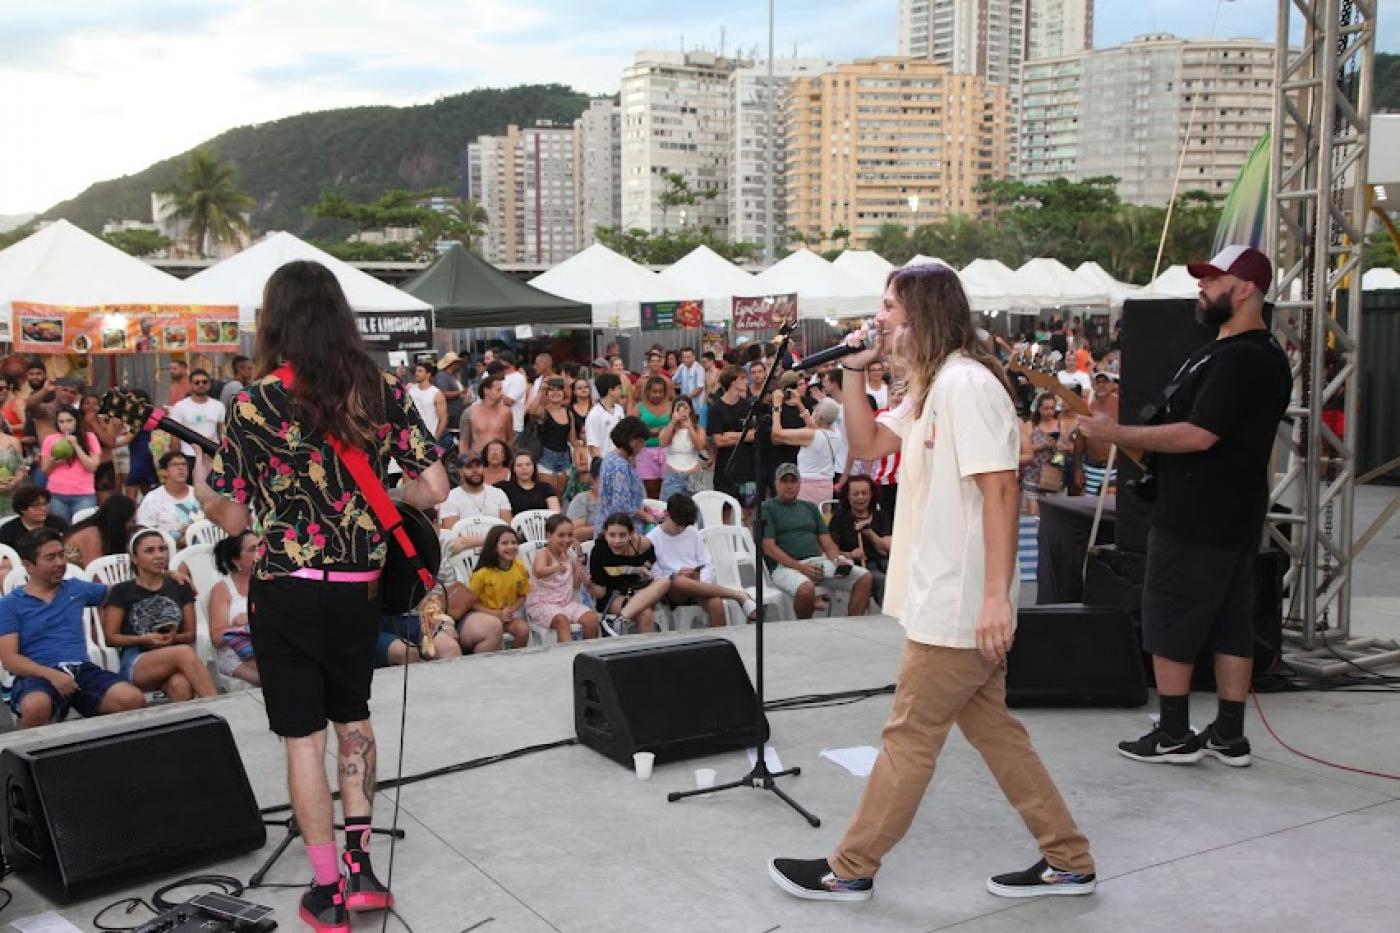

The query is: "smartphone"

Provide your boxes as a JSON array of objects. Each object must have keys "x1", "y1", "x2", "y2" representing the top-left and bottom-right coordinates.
[
  {"x1": 153, "y1": 621, "x2": 178, "y2": 634},
  {"x1": 834, "y1": 563, "x2": 853, "y2": 577}
]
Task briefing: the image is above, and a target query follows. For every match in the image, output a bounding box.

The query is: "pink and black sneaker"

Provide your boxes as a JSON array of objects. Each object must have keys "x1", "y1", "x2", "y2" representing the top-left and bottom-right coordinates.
[
  {"x1": 298, "y1": 879, "x2": 350, "y2": 932},
  {"x1": 343, "y1": 850, "x2": 395, "y2": 912}
]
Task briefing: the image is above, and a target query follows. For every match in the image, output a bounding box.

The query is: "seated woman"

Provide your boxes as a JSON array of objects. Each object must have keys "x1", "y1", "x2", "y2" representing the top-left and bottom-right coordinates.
[
  {"x1": 565, "y1": 456, "x2": 602, "y2": 539},
  {"x1": 208, "y1": 531, "x2": 262, "y2": 686},
  {"x1": 588, "y1": 512, "x2": 668, "y2": 635},
  {"x1": 375, "y1": 584, "x2": 467, "y2": 667},
  {"x1": 62, "y1": 494, "x2": 137, "y2": 567},
  {"x1": 828, "y1": 474, "x2": 892, "y2": 602},
  {"x1": 480, "y1": 439, "x2": 513, "y2": 488},
  {"x1": 526, "y1": 514, "x2": 600, "y2": 642},
  {"x1": 101, "y1": 529, "x2": 218, "y2": 701},
  {"x1": 495, "y1": 450, "x2": 561, "y2": 515},
  {"x1": 458, "y1": 525, "x2": 531, "y2": 653}
]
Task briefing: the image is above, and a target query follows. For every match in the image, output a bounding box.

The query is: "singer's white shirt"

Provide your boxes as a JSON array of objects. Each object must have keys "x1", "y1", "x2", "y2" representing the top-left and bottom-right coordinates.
[{"x1": 878, "y1": 353, "x2": 1020, "y2": 648}]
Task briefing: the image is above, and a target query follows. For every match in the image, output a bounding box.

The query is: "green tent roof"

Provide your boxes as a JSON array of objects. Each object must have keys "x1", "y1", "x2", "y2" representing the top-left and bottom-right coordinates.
[{"x1": 401, "y1": 243, "x2": 591, "y2": 328}]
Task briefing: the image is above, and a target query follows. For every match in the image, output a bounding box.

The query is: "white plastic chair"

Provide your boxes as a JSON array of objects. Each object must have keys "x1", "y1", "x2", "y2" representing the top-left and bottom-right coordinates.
[
  {"x1": 83, "y1": 555, "x2": 133, "y2": 669},
  {"x1": 0, "y1": 515, "x2": 17, "y2": 531},
  {"x1": 170, "y1": 543, "x2": 220, "y2": 598},
  {"x1": 642, "y1": 498, "x2": 667, "y2": 521},
  {"x1": 819, "y1": 498, "x2": 840, "y2": 524},
  {"x1": 692, "y1": 490, "x2": 742, "y2": 529},
  {"x1": 701, "y1": 525, "x2": 789, "y2": 623},
  {"x1": 442, "y1": 546, "x2": 481, "y2": 586},
  {"x1": 197, "y1": 579, "x2": 252, "y2": 693},
  {"x1": 183, "y1": 519, "x2": 228, "y2": 547},
  {"x1": 511, "y1": 509, "x2": 554, "y2": 544},
  {"x1": 0, "y1": 543, "x2": 20, "y2": 584},
  {"x1": 441, "y1": 514, "x2": 506, "y2": 547},
  {"x1": 70, "y1": 506, "x2": 98, "y2": 526}
]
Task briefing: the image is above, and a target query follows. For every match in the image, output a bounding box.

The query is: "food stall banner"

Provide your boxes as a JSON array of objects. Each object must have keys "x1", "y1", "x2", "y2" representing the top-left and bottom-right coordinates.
[
  {"x1": 732, "y1": 293, "x2": 797, "y2": 331},
  {"x1": 12, "y1": 301, "x2": 241, "y2": 355},
  {"x1": 639, "y1": 299, "x2": 703, "y2": 331},
  {"x1": 355, "y1": 309, "x2": 434, "y2": 353}
]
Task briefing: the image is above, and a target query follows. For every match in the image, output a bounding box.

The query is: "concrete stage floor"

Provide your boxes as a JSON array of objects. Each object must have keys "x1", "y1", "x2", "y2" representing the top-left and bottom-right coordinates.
[{"x1": 2, "y1": 600, "x2": 1399, "y2": 933}]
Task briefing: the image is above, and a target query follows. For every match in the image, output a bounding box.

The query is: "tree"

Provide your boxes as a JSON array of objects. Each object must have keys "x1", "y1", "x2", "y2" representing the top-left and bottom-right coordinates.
[
  {"x1": 978, "y1": 175, "x2": 1122, "y2": 265},
  {"x1": 308, "y1": 189, "x2": 488, "y2": 259},
  {"x1": 0, "y1": 224, "x2": 35, "y2": 250},
  {"x1": 158, "y1": 148, "x2": 255, "y2": 258},
  {"x1": 102, "y1": 229, "x2": 171, "y2": 257},
  {"x1": 656, "y1": 172, "x2": 716, "y2": 230},
  {"x1": 830, "y1": 226, "x2": 851, "y2": 250},
  {"x1": 866, "y1": 223, "x2": 915, "y2": 265},
  {"x1": 593, "y1": 225, "x2": 760, "y2": 265},
  {"x1": 314, "y1": 239, "x2": 418, "y2": 262},
  {"x1": 1364, "y1": 228, "x2": 1400, "y2": 272}
]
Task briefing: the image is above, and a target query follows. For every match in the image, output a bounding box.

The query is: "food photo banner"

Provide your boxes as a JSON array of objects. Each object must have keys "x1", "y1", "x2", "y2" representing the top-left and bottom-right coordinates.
[
  {"x1": 640, "y1": 299, "x2": 703, "y2": 331},
  {"x1": 732, "y1": 293, "x2": 797, "y2": 331},
  {"x1": 12, "y1": 301, "x2": 241, "y2": 355},
  {"x1": 355, "y1": 309, "x2": 434, "y2": 353}
]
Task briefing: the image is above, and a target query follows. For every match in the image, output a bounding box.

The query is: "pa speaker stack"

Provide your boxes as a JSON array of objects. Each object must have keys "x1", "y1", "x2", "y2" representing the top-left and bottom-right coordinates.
[{"x1": 1, "y1": 712, "x2": 265, "y2": 902}]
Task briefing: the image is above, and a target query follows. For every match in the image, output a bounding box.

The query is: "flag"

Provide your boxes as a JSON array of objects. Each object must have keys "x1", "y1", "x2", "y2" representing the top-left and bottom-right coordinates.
[{"x1": 1212, "y1": 132, "x2": 1271, "y2": 254}]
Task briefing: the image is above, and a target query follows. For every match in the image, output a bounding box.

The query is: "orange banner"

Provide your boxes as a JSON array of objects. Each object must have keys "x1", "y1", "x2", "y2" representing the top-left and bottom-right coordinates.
[{"x1": 12, "y1": 301, "x2": 241, "y2": 355}]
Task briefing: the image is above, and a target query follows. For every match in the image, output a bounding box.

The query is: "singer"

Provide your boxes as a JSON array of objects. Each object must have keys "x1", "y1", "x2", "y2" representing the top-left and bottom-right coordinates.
[
  {"x1": 769, "y1": 264, "x2": 1095, "y2": 903},
  {"x1": 194, "y1": 261, "x2": 448, "y2": 932}
]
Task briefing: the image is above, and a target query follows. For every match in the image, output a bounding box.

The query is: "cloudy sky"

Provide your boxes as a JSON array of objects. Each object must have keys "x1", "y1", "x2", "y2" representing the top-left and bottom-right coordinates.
[{"x1": 1, "y1": 0, "x2": 1394, "y2": 216}]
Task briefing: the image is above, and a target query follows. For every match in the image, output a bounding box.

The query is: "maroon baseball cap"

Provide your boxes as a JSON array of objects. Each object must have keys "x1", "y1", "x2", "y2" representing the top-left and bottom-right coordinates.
[{"x1": 1187, "y1": 245, "x2": 1272, "y2": 295}]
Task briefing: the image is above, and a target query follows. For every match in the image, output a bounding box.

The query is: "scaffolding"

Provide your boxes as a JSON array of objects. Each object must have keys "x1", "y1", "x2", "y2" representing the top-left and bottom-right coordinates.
[{"x1": 1266, "y1": 0, "x2": 1395, "y2": 677}]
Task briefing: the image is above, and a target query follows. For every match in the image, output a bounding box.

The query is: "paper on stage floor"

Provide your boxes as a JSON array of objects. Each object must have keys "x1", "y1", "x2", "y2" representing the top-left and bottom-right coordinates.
[
  {"x1": 11, "y1": 912, "x2": 84, "y2": 933},
  {"x1": 820, "y1": 746, "x2": 880, "y2": 777},
  {"x1": 746, "y1": 746, "x2": 784, "y2": 772}
]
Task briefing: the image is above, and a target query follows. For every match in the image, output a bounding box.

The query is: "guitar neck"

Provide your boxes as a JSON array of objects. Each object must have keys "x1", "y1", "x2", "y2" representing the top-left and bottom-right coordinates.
[{"x1": 147, "y1": 411, "x2": 220, "y2": 458}]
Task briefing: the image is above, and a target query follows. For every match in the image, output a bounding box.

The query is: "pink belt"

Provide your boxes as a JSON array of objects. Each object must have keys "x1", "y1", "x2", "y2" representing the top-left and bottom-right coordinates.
[{"x1": 289, "y1": 568, "x2": 382, "y2": 584}]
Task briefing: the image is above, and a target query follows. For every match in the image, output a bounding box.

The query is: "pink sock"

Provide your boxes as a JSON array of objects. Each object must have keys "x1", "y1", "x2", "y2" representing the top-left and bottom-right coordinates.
[{"x1": 306, "y1": 842, "x2": 341, "y2": 887}]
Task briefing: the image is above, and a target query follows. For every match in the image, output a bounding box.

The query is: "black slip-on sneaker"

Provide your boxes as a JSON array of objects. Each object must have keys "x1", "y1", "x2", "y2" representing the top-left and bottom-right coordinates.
[
  {"x1": 768, "y1": 857, "x2": 873, "y2": 901},
  {"x1": 986, "y1": 858, "x2": 1097, "y2": 898}
]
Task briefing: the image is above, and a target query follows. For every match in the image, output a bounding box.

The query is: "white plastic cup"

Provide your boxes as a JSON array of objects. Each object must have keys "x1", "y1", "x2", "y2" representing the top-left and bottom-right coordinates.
[
  {"x1": 695, "y1": 767, "x2": 717, "y2": 789},
  {"x1": 633, "y1": 751, "x2": 655, "y2": 780},
  {"x1": 570, "y1": 622, "x2": 583, "y2": 641}
]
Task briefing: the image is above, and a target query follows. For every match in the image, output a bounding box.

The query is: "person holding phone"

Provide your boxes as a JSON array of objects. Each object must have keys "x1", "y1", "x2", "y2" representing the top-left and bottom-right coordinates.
[{"x1": 101, "y1": 528, "x2": 217, "y2": 701}]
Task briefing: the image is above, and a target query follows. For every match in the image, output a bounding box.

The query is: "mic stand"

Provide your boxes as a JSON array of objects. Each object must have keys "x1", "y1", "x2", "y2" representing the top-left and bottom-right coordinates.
[{"x1": 667, "y1": 334, "x2": 820, "y2": 827}]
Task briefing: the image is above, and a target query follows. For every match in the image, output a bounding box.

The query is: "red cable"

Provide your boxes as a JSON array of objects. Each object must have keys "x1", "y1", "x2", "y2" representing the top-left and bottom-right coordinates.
[{"x1": 1249, "y1": 687, "x2": 1400, "y2": 781}]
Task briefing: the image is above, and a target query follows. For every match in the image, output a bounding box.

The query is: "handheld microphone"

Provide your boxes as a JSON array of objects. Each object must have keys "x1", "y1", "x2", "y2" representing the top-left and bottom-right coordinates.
[{"x1": 789, "y1": 330, "x2": 877, "y2": 371}]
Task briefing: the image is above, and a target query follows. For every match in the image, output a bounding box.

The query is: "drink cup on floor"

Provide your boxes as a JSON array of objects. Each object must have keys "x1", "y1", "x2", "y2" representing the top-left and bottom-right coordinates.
[
  {"x1": 695, "y1": 767, "x2": 716, "y2": 789},
  {"x1": 570, "y1": 622, "x2": 583, "y2": 641},
  {"x1": 633, "y1": 751, "x2": 655, "y2": 780}
]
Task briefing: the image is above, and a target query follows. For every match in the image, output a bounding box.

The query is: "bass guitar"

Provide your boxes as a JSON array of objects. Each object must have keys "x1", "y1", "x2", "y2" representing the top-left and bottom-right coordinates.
[{"x1": 98, "y1": 388, "x2": 445, "y2": 625}]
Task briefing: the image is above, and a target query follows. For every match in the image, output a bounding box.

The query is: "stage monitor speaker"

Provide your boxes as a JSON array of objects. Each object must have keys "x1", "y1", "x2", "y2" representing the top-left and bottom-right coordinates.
[
  {"x1": 574, "y1": 637, "x2": 769, "y2": 767},
  {"x1": 1116, "y1": 298, "x2": 1216, "y2": 554},
  {"x1": 1007, "y1": 604, "x2": 1148, "y2": 708},
  {"x1": 1, "y1": 711, "x2": 266, "y2": 903}
]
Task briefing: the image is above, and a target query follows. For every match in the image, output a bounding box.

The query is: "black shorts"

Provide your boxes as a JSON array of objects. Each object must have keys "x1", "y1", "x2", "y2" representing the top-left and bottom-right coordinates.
[
  {"x1": 1142, "y1": 526, "x2": 1256, "y2": 662},
  {"x1": 249, "y1": 575, "x2": 381, "y2": 738}
]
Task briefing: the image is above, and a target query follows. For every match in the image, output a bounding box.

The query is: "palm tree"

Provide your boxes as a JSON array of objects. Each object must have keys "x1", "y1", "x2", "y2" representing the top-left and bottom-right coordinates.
[
  {"x1": 449, "y1": 198, "x2": 488, "y2": 251},
  {"x1": 159, "y1": 149, "x2": 254, "y2": 258}
]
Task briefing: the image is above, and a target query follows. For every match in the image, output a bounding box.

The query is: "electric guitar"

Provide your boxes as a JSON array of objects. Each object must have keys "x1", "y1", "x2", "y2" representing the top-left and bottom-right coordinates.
[
  {"x1": 1005, "y1": 350, "x2": 1149, "y2": 473},
  {"x1": 98, "y1": 388, "x2": 444, "y2": 620}
]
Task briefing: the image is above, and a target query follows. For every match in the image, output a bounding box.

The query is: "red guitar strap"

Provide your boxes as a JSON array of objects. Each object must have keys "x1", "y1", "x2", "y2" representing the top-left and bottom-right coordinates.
[{"x1": 273, "y1": 365, "x2": 437, "y2": 594}]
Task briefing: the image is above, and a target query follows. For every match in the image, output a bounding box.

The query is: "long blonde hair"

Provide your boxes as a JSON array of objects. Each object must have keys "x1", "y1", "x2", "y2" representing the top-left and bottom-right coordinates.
[{"x1": 886, "y1": 265, "x2": 1013, "y2": 412}]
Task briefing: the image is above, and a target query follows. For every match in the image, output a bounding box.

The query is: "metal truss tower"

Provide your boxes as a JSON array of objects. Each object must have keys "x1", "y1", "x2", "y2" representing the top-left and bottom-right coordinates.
[{"x1": 1266, "y1": 0, "x2": 1393, "y2": 675}]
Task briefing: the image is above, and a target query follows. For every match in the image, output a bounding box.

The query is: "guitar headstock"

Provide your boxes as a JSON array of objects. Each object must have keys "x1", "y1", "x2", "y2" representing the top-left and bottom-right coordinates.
[
  {"x1": 1007, "y1": 347, "x2": 1066, "y2": 393},
  {"x1": 99, "y1": 388, "x2": 155, "y2": 434}
]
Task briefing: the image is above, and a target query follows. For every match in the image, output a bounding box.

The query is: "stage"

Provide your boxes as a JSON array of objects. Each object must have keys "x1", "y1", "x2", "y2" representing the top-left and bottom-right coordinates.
[{"x1": 1, "y1": 591, "x2": 1399, "y2": 933}]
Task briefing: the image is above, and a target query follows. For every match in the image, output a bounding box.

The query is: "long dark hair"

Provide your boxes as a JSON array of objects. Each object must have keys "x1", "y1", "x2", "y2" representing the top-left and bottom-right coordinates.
[
  {"x1": 256, "y1": 260, "x2": 386, "y2": 447},
  {"x1": 478, "y1": 525, "x2": 519, "y2": 572},
  {"x1": 67, "y1": 494, "x2": 136, "y2": 556}
]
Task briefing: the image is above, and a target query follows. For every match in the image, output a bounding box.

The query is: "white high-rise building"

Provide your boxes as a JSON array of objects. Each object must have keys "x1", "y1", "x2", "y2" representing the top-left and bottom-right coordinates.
[
  {"x1": 898, "y1": 0, "x2": 1028, "y2": 173},
  {"x1": 620, "y1": 50, "x2": 749, "y2": 235},
  {"x1": 1027, "y1": 0, "x2": 1093, "y2": 61},
  {"x1": 1020, "y1": 34, "x2": 1276, "y2": 205},
  {"x1": 574, "y1": 98, "x2": 621, "y2": 248},
  {"x1": 729, "y1": 59, "x2": 839, "y2": 248},
  {"x1": 473, "y1": 121, "x2": 579, "y2": 264}
]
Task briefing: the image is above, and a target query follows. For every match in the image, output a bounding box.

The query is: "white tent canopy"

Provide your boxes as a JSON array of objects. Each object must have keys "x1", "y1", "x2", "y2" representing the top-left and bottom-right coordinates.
[
  {"x1": 0, "y1": 220, "x2": 200, "y2": 340},
  {"x1": 1075, "y1": 261, "x2": 1144, "y2": 308},
  {"x1": 900, "y1": 254, "x2": 1014, "y2": 312},
  {"x1": 1013, "y1": 258, "x2": 1111, "y2": 312},
  {"x1": 1362, "y1": 267, "x2": 1400, "y2": 290},
  {"x1": 529, "y1": 243, "x2": 658, "y2": 328},
  {"x1": 741, "y1": 248, "x2": 879, "y2": 320},
  {"x1": 1138, "y1": 264, "x2": 1200, "y2": 299},
  {"x1": 652, "y1": 245, "x2": 754, "y2": 322},
  {"x1": 961, "y1": 259, "x2": 1038, "y2": 314},
  {"x1": 831, "y1": 250, "x2": 895, "y2": 295},
  {"x1": 184, "y1": 231, "x2": 429, "y2": 329}
]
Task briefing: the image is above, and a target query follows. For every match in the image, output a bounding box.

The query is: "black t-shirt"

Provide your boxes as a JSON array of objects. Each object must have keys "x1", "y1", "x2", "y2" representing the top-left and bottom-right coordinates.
[
  {"x1": 761, "y1": 402, "x2": 805, "y2": 474},
  {"x1": 1151, "y1": 330, "x2": 1291, "y2": 547},
  {"x1": 828, "y1": 506, "x2": 893, "y2": 556},
  {"x1": 535, "y1": 409, "x2": 572, "y2": 452},
  {"x1": 0, "y1": 514, "x2": 68, "y2": 549},
  {"x1": 495, "y1": 479, "x2": 554, "y2": 514},
  {"x1": 105, "y1": 578, "x2": 195, "y2": 638},
  {"x1": 589, "y1": 539, "x2": 652, "y2": 602},
  {"x1": 707, "y1": 397, "x2": 754, "y2": 483}
]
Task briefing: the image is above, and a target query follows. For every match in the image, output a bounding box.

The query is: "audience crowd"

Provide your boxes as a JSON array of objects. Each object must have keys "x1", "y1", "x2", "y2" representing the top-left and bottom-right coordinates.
[{"x1": 0, "y1": 315, "x2": 1117, "y2": 729}]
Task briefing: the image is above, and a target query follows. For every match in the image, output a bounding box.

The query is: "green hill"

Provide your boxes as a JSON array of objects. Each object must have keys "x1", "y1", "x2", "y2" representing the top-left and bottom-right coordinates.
[
  {"x1": 36, "y1": 84, "x2": 592, "y2": 237},
  {"x1": 1377, "y1": 52, "x2": 1400, "y2": 112}
]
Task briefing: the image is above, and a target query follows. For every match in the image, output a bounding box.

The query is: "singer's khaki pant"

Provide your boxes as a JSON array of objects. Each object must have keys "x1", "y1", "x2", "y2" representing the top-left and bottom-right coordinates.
[{"x1": 829, "y1": 641, "x2": 1095, "y2": 879}]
